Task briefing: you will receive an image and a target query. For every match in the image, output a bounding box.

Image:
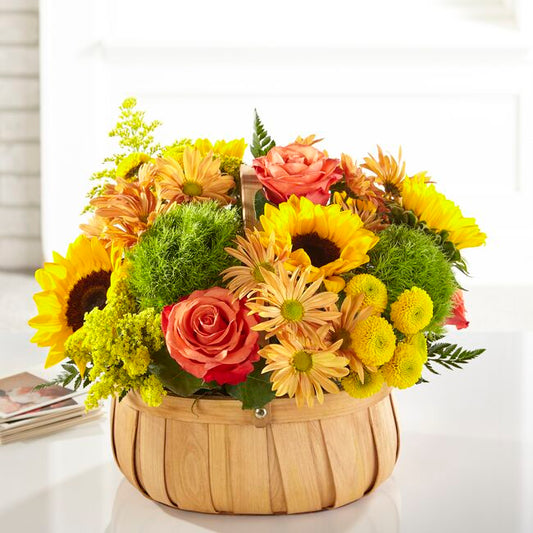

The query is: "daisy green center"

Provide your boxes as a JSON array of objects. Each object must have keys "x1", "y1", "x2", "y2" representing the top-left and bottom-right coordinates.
[
  {"x1": 280, "y1": 299, "x2": 304, "y2": 322},
  {"x1": 183, "y1": 181, "x2": 203, "y2": 197},
  {"x1": 252, "y1": 261, "x2": 275, "y2": 283},
  {"x1": 292, "y1": 350, "x2": 313, "y2": 373}
]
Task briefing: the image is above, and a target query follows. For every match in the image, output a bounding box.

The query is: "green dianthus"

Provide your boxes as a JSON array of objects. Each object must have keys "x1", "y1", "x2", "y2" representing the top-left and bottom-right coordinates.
[
  {"x1": 367, "y1": 225, "x2": 456, "y2": 331},
  {"x1": 128, "y1": 201, "x2": 241, "y2": 311}
]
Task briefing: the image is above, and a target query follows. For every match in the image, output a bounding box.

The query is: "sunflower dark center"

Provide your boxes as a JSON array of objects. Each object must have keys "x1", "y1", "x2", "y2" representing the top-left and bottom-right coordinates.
[
  {"x1": 292, "y1": 232, "x2": 340, "y2": 268},
  {"x1": 65, "y1": 270, "x2": 112, "y2": 331},
  {"x1": 125, "y1": 163, "x2": 143, "y2": 181}
]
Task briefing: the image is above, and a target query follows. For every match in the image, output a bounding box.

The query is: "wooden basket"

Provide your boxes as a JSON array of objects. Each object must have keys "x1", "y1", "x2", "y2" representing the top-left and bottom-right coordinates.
[{"x1": 110, "y1": 386, "x2": 400, "y2": 515}]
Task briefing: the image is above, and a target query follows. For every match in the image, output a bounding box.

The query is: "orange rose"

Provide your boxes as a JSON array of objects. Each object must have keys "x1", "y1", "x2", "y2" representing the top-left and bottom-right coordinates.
[
  {"x1": 253, "y1": 143, "x2": 342, "y2": 205},
  {"x1": 162, "y1": 287, "x2": 260, "y2": 385}
]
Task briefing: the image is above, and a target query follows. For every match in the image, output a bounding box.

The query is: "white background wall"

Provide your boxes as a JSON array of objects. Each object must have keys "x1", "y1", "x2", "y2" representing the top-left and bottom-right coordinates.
[
  {"x1": 0, "y1": 0, "x2": 40, "y2": 270},
  {"x1": 40, "y1": 0, "x2": 533, "y2": 287},
  {"x1": 36, "y1": 0, "x2": 533, "y2": 440}
]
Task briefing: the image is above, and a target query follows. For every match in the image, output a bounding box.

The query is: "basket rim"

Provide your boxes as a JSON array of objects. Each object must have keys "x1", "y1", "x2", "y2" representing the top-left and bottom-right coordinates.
[{"x1": 120, "y1": 385, "x2": 392, "y2": 427}]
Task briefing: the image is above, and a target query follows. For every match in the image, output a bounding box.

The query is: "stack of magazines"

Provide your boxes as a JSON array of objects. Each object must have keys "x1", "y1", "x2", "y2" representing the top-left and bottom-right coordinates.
[{"x1": 0, "y1": 371, "x2": 101, "y2": 444}]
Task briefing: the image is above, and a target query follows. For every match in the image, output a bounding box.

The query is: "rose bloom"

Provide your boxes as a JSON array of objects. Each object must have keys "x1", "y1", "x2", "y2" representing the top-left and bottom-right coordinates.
[
  {"x1": 162, "y1": 287, "x2": 260, "y2": 385},
  {"x1": 445, "y1": 289, "x2": 469, "y2": 330},
  {"x1": 252, "y1": 143, "x2": 342, "y2": 205}
]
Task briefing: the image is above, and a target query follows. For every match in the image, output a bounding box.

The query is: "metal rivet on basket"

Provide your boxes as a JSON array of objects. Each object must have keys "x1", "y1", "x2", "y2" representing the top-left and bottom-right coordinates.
[{"x1": 254, "y1": 407, "x2": 268, "y2": 419}]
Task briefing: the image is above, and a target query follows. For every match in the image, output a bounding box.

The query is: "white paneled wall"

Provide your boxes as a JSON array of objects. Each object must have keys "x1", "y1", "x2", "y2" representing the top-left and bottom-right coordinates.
[
  {"x1": 0, "y1": 0, "x2": 41, "y2": 270},
  {"x1": 40, "y1": 0, "x2": 533, "y2": 286}
]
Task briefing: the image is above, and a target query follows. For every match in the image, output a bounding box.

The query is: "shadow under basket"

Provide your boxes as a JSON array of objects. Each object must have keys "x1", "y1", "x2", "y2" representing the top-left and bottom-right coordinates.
[{"x1": 110, "y1": 385, "x2": 400, "y2": 515}]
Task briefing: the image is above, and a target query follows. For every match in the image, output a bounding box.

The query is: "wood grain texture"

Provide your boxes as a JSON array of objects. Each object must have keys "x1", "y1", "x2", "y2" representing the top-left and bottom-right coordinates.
[
  {"x1": 165, "y1": 420, "x2": 216, "y2": 513},
  {"x1": 112, "y1": 401, "x2": 145, "y2": 494},
  {"x1": 136, "y1": 412, "x2": 173, "y2": 506},
  {"x1": 239, "y1": 165, "x2": 262, "y2": 229},
  {"x1": 266, "y1": 425, "x2": 287, "y2": 513},
  {"x1": 112, "y1": 388, "x2": 399, "y2": 514},
  {"x1": 207, "y1": 424, "x2": 232, "y2": 512},
  {"x1": 368, "y1": 394, "x2": 399, "y2": 493},
  {"x1": 390, "y1": 393, "x2": 401, "y2": 462},
  {"x1": 123, "y1": 385, "x2": 390, "y2": 425}
]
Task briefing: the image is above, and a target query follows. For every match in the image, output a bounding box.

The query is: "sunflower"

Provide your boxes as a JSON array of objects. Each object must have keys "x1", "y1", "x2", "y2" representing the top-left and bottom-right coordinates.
[
  {"x1": 328, "y1": 294, "x2": 375, "y2": 381},
  {"x1": 260, "y1": 335, "x2": 348, "y2": 407},
  {"x1": 222, "y1": 229, "x2": 289, "y2": 299},
  {"x1": 362, "y1": 146, "x2": 406, "y2": 197},
  {"x1": 29, "y1": 235, "x2": 122, "y2": 371},
  {"x1": 115, "y1": 152, "x2": 152, "y2": 181},
  {"x1": 246, "y1": 267, "x2": 341, "y2": 341},
  {"x1": 193, "y1": 138, "x2": 247, "y2": 159},
  {"x1": 155, "y1": 146, "x2": 235, "y2": 205},
  {"x1": 401, "y1": 176, "x2": 486, "y2": 250},
  {"x1": 260, "y1": 195, "x2": 378, "y2": 292}
]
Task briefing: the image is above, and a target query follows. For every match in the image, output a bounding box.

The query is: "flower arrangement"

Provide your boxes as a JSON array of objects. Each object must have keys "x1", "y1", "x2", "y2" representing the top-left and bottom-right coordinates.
[{"x1": 29, "y1": 100, "x2": 486, "y2": 412}]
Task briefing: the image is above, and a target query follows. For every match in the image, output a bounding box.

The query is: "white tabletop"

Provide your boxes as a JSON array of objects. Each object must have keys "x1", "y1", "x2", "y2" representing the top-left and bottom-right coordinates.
[
  {"x1": 1, "y1": 274, "x2": 533, "y2": 532},
  {"x1": 0, "y1": 407, "x2": 532, "y2": 533}
]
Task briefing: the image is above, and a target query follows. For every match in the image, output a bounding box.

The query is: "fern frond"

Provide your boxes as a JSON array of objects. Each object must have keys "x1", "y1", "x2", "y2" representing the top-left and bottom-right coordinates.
[
  {"x1": 250, "y1": 109, "x2": 276, "y2": 158},
  {"x1": 425, "y1": 342, "x2": 485, "y2": 375},
  {"x1": 33, "y1": 361, "x2": 91, "y2": 392}
]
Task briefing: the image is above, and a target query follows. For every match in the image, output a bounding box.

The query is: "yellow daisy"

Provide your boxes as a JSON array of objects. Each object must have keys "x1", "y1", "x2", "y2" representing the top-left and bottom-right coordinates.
[
  {"x1": 259, "y1": 195, "x2": 379, "y2": 292},
  {"x1": 351, "y1": 315, "x2": 396, "y2": 366},
  {"x1": 390, "y1": 287, "x2": 433, "y2": 335},
  {"x1": 222, "y1": 229, "x2": 289, "y2": 299},
  {"x1": 341, "y1": 369, "x2": 385, "y2": 399},
  {"x1": 155, "y1": 146, "x2": 235, "y2": 205},
  {"x1": 345, "y1": 273, "x2": 388, "y2": 315},
  {"x1": 381, "y1": 342, "x2": 423, "y2": 389},
  {"x1": 401, "y1": 176, "x2": 486, "y2": 250},
  {"x1": 29, "y1": 235, "x2": 122, "y2": 371},
  {"x1": 261, "y1": 335, "x2": 348, "y2": 407},
  {"x1": 246, "y1": 267, "x2": 341, "y2": 341},
  {"x1": 328, "y1": 294, "x2": 374, "y2": 381}
]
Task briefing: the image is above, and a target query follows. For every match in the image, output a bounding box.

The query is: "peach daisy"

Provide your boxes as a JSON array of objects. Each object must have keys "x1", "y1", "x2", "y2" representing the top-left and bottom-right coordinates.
[
  {"x1": 328, "y1": 294, "x2": 375, "y2": 382},
  {"x1": 260, "y1": 335, "x2": 348, "y2": 407},
  {"x1": 246, "y1": 267, "x2": 340, "y2": 341},
  {"x1": 222, "y1": 229, "x2": 289, "y2": 299},
  {"x1": 82, "y1": 175, "x2": 164, "y2": 248},
  {"x1": 156, "y1": 146, "x2": 235, "y2": 205}
]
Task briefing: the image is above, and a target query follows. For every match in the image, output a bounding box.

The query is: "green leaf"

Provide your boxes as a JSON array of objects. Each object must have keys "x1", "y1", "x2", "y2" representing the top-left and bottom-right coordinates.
[
  {"x1": 250, "y1": 109, "x2": 276, "y2": 158},
  {"x1": 226, "y1": 359, "x2": 276, "y2": 410},
  {"x1": 424, "y1": 342, "x2": 485, "y2": 376},
  {"x1": 149, "y1": 347, "x2": 206, "y2": 397},
  {"x1": 33, "y1": 359, "x2": 89, "y2": 392},
  {"x1": 254, "y1": 189, "x2": 270, "y2": 219}
]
